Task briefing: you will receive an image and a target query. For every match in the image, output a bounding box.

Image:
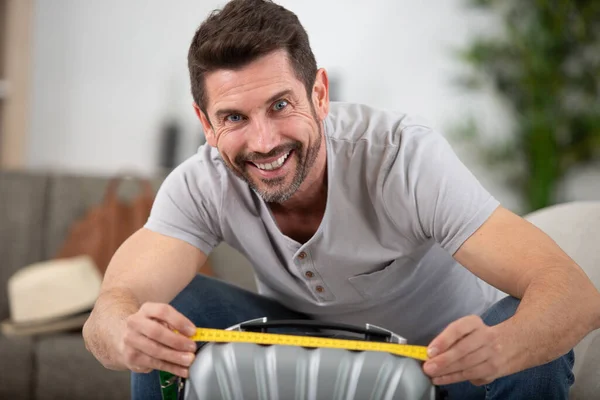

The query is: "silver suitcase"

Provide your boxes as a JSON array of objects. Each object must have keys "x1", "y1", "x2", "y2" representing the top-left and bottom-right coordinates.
[{"x1": 176, "y1": 318, "x2": 445, "y2": 400}]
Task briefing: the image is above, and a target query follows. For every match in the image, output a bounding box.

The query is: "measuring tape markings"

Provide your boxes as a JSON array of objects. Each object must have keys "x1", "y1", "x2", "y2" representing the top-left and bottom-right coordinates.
[
  {"x1": 160, "y1": 327, "x2": 429, "y2": 400},
  {"x1": 189, "y1": 328, "x2": 429, "y2": 361}
]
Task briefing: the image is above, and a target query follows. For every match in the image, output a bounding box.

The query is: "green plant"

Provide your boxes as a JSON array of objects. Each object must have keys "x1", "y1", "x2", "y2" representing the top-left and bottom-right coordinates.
[{"x1": 452, "y1": 0, "x2": 600, "y2": 212}]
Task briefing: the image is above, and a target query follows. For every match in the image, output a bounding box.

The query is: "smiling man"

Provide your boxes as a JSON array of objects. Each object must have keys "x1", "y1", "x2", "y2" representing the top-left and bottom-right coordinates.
[
  {"x1": 82, "y1": 1, "x2": 600, "y2": 399},
  {"x1": 198, "y1": 60, "x2": 326, "y2": 208}
]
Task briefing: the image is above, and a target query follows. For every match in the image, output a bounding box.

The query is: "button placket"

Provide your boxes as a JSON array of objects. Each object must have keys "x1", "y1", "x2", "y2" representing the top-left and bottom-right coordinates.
[
  {"x1": 294, "y1": 249, "x2": 333, "y2": 301},
  {"x1": 313, "y1": 282, "x2": 333, "y2": 301},
  {"x1": 296, "y1": 250, "x2": 314, "y2": 280}
]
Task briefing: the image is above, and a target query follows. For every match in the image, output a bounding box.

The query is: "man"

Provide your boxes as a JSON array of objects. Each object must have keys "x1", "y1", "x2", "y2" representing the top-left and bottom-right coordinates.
[{"x1": 82, "y1": 0, "x2": 600, "y2": 399}]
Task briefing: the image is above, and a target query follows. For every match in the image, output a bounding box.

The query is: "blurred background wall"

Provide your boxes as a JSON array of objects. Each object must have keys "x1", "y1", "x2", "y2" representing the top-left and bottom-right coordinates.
[{"x1": 1, "y1": 0, "x2": 599, "y2": 214}]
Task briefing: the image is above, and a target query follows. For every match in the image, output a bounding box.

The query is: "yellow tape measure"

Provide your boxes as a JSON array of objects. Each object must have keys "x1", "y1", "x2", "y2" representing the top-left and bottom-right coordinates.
[{"x1": 188, "y1": 327, "x2": 429, "y2": 361}]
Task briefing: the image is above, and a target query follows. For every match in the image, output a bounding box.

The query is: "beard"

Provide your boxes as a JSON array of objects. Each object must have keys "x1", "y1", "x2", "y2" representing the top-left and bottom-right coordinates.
[{"x1": 225, "y1": 122, "x2": 323, "y2": 204}]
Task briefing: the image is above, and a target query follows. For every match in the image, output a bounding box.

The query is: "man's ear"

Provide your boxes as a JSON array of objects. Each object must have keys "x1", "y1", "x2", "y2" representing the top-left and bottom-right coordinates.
[
  {"x1": 193, "y1": 103, "x2": 217, "y2": 147},
  {"x1": 312, "y1": 68, "x2": 330, "y2": 121}
]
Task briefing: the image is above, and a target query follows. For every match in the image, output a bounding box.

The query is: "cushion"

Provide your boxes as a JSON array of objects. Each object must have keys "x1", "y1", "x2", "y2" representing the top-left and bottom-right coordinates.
[
  {"x1": 209, "y1": 242, "x2": 258, "y2": 292},
  {"x1": 570, "y1": 332, "x2": 600, "y2": 400},
  {"x1": 0, "y1": 335, "x2": 34, "y2": 400},
  {"x1": 0, "y1": 171, "x2": 49, "y2": 320},
  {"x1": 35, "y1": 333, "x2": 130, "y2": 400}
]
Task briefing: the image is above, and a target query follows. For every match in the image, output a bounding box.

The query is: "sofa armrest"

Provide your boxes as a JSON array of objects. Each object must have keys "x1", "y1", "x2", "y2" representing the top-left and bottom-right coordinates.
[{"x1": 570, "y1": 331, "x2": 600, "y2": 400}]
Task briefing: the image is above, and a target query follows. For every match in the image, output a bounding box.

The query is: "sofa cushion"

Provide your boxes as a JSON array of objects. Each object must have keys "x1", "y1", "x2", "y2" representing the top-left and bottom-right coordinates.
[
  {"x1": 35, "y1": 333, "x2": 130, "y2": 400},
  {"x1": 0, "y1": 335, "x2": 34, "y2": 400},
  {"x1": 570, "y1": 331, "x2": 600, "y2": 400},
  {"x1": 0, "y1": 171, "x2": 49, "y2": 320},
  {"x1": 209, "y1": 243, "x2": 257, "y2": 293}
]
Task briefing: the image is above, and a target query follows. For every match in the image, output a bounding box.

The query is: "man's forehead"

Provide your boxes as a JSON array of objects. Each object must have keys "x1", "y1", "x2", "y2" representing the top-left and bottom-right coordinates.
[{"x1": 204, "y1": 50, "x2": 298, "y2": 99}]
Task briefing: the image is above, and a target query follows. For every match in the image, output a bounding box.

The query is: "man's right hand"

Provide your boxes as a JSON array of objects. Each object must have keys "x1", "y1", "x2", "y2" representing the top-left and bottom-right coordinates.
[
  {"x1": 82, "y1": 228, "x2": 208, "y2": 378},
  {"x1": 120, "y1": 302, "x2": 199, "y2": 378}
]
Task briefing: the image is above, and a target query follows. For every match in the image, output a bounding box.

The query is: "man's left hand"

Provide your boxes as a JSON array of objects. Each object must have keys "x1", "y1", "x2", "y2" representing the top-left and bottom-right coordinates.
[{"x1": 422, "y1": 315, "x2": 510, "y2": 386}]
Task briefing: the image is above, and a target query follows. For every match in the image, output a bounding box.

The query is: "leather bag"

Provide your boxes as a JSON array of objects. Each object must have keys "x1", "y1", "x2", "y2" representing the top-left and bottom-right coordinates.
[{"x1": 55, "y1": 176, "x2": 213, "y2": 277}]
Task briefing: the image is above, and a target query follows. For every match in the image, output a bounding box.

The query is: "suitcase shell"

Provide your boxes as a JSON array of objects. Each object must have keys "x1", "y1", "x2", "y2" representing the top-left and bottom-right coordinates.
[{"x1": 179, "y1": 318, "x2": 441, "y2": 400}]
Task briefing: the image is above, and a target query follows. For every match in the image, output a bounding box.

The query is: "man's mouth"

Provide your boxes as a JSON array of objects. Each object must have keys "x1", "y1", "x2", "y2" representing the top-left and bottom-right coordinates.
[{"x1": 250, "y1": 150, "x2": 292, "y2": 171}]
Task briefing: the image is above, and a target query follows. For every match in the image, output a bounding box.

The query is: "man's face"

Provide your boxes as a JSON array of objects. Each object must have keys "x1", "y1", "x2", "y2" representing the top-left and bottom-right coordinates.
[{"x1": 196, "y1": 50, "x2": 329, "y2": 203}]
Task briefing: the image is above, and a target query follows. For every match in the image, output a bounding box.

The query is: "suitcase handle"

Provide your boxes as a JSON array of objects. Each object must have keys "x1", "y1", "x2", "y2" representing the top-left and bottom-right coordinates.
[{"x1": 233, "y1": 318, "x2": 406, "y2": 344}]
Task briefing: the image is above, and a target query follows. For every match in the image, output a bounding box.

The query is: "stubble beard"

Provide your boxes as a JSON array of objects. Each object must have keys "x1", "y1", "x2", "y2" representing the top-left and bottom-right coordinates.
[{"x1": 227, "y1": 121, "x2": 323, "y2": 204}]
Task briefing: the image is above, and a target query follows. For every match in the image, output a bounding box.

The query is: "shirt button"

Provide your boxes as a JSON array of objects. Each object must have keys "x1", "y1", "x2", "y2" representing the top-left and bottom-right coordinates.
[
  {"x1": 316, "y1": 285, "x2": 324, "y2": 293},
  {"x1": 298, "y1": 252, "x2": 307, "y2": 260},
  {"x1": 305, "y1": 271, "x2": 314, "y2": 278}
]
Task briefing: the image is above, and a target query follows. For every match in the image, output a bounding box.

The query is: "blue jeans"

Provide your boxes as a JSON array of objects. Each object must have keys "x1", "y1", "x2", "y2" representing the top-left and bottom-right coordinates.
[
  {"x1": 131, "y1": 275, "x2": 575, "y2": 399},
  {"x1": 440, "y1": 295, "x2": 575, "y2": 400}
]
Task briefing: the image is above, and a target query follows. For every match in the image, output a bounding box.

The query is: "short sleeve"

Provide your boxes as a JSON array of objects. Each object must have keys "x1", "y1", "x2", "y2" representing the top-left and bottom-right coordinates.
[
  {"x1": 383, "y1": 125, "x2": 500, "y2": 255},
  {"x1": 144, "y1": 154, "x2": 223, "y2": 256}
]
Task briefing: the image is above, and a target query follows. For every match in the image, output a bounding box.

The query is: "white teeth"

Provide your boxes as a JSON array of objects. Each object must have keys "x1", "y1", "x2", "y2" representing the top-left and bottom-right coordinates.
[{"x1": 254, "y1": 151, "x2": 290, "y2": 171}]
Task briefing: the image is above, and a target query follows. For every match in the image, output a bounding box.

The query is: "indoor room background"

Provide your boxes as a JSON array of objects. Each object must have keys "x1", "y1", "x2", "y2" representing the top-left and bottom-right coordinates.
[{"x1": 0, "y1": 0, "x2": 595, "y2": 215}]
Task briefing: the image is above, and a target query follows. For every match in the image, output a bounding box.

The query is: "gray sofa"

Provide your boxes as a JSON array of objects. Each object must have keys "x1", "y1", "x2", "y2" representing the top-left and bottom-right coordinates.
[
  {"x1": 1, "y1": 169, "x2": 598, "y2": 399},
  {"x1": 0, "y1": 168, "x2": 258, "y2": 400},
  {"x1": 0, "y1": 169, "x2": 160, "y2": 400}
]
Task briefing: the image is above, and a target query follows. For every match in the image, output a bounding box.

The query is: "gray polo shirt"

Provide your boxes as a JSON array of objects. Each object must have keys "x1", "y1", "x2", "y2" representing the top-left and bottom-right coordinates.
[{"x1": 145, "y1": 101, "x2": 506, "y2": 345}]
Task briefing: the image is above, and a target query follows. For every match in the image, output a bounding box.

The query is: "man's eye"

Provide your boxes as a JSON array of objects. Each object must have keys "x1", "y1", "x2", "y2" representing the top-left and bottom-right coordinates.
[
  {"x1": 226, "y1": 114, "x2": 243, "y2": 122},
  {"x1": 273, "y1": 100, "x2": 288, "y2": 111}
]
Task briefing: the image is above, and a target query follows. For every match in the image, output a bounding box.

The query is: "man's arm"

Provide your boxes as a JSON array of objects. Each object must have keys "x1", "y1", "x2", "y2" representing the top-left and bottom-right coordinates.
[
  {"x1": 82, "y1": 227, "x2": 206, "y2": 377},
  {"x1": 423, "y1": 206, "x2": 600, "y2": 385}
]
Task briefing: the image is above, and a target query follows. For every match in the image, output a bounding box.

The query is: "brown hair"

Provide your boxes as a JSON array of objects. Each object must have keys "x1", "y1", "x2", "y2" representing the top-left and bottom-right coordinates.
[{"x1": 187, "y1": 0, "x2": 317, "y2": 116}]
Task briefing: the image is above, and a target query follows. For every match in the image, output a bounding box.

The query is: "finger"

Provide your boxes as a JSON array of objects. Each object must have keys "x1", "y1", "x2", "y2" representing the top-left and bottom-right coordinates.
[
  {"x1": 428, "y1": 344, "x2": 490, "y2": 377},
  {"x1": 140, "y1": 303, "x2": 197, "y2": 337},
  {"x1": 131, "y1": 366, "x2": 152, "y2": 374},
  {"x1": 125, "y1": 329, "x2": 196, "y2": 369},
  {"x1": 431, "y1": 359, "x2": 492, "y2": 386},
  {"x1": 470, "y1": 378, "x2": 493, "y2": 387},
  {"x1": 427, "y1": 315, "x2": 483, "y2": 358},
  {"x1": 424, "y1": 327, "x2": 492, "y2": 376},
  {"x1": 130, "y1": 351, "x2": 191, "y2": 378},
  {"x1": 122, "y1": 339, "x2": 192, "y2": 378},
  {"x1": 128, "y1": 315, "x2": 197, "y2": 353}
]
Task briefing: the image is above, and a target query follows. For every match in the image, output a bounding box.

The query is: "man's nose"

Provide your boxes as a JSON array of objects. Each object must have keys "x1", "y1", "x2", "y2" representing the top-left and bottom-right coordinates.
[{"x1": 246, "y1": 117, "x2": 280, "y2": 155}]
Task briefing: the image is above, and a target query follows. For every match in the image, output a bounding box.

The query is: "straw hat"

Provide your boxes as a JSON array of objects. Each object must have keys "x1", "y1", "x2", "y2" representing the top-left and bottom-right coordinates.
[{"x1": 1, "y1": 255, "x2": 102, "y2": 336}]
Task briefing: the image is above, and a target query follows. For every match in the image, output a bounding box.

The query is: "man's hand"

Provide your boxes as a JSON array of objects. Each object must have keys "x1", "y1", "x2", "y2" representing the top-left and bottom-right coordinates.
[
  {"x1": 422, "y1": 315, "x2": 511, "y2": 386},
  {"x1": 119, "y1": 302, "x2": 198, "y2": 378}
]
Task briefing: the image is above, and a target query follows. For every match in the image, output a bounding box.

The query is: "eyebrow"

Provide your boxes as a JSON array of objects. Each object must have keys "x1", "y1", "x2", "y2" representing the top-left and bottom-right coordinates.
[{"x1": 214, "y1": 89, "x2": 294, "y2": 120}]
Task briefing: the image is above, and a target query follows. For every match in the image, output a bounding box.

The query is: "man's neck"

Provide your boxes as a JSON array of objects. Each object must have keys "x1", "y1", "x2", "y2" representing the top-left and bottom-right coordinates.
[{"x1": 270, "y1": 176, "x2": 327, "y2": 216}]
